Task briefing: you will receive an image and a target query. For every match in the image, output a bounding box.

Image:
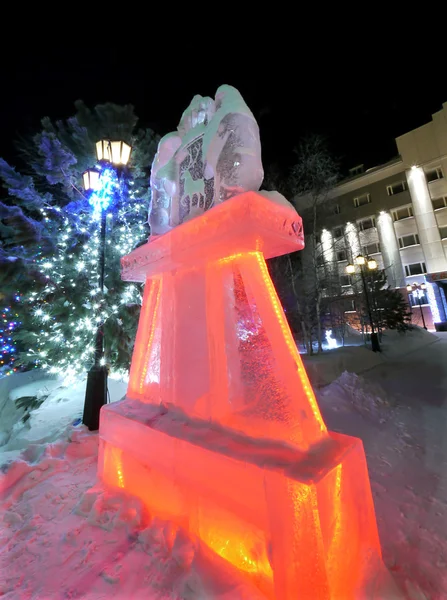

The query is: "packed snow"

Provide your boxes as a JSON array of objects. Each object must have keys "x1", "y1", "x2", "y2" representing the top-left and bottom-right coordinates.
[{"x1": 1, "y1": 328, "x2": 447, "y2": 599}]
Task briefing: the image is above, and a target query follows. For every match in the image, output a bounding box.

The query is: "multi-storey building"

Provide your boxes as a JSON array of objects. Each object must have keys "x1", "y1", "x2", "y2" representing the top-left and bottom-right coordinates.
[{"x1": 297, "y1": 101, "x2": 447, "y2": 331}]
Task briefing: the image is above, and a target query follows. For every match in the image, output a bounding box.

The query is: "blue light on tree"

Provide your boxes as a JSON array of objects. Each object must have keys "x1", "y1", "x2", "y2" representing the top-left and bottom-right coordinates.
[
  {"x1": 1, "y1": 295, "x2": 21, "y2": 377},
  {"x1": 88, "y1": 167, "x2": 118, "y2": 216}
]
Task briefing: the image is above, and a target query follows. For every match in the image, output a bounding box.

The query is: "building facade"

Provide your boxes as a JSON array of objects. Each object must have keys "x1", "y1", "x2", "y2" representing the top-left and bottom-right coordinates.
[{"x1": 298, "y1": 101, "x2": 447, "y2": 331}]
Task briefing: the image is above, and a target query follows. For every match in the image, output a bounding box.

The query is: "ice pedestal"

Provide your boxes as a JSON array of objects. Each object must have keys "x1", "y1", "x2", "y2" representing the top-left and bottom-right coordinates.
[{"x1": 98, "y1": 192, "x2": 397, "y2": 599}]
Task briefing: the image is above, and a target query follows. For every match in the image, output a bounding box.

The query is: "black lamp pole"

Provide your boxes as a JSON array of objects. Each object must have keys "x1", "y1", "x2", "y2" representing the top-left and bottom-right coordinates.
[
  {"x1": 81, "y1": 141, "x2": 131, "y2": 431},
  {"x1": 347, "y1": 256, "x2": 380, "y2": 352},
  {"x1": 407, "y1": 283, "x2": 427, "y2": 330},
  {"x1": 359, "y1": 265, "x2": 380, "y2": 352},
  {"x1": 418, "y1": 294, "x2": 427, "y2": 330},
  {"x1": 82, "y1": 208, "x2": 108, "y2": 431}
]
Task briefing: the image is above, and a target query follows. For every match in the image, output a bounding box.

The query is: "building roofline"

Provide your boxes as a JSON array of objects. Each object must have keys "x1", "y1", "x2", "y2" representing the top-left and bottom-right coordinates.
[
  {"x1": 337, "y1": 155, "x2": 403, "y2": 187},
  {"x1": 329, "y1": 155, "x2": 406, "y2": 197}
]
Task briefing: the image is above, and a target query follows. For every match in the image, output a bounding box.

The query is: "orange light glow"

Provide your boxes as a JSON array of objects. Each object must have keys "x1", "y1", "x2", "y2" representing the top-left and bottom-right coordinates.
[{"x1": 99, "y1": 192, "x2": 387, "y2": 599}]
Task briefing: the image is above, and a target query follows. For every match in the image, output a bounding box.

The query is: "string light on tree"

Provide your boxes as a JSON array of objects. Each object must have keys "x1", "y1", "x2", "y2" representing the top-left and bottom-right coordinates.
[{"x1": 0, "y1": 294, "x2": 21, "y2": 377}]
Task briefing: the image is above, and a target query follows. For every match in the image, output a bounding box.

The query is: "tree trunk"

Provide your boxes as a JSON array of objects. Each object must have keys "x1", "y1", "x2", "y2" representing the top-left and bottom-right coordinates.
[
  {"x1": 316, "y1": 294, "x2": 323, "y2": 353},
  {"x1": 312, "y1": 200, "x2": 323, "y2": 354}
]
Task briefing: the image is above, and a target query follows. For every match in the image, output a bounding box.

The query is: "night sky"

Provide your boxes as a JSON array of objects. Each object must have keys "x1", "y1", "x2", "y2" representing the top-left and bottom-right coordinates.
[{"x1": 1, "y1": 49, "x2": 446, "y2": 177}]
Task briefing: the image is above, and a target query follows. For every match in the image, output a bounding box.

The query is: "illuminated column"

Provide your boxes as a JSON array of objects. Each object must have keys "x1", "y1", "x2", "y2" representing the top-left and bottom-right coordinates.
[
  {"x1": 377, "y1": 211, "x2": 405, "y2": 288},
  {"x1": 321, "y1": 229, "x2": 335, "y2": 265},
  {"x1": 344, "y1": 222, "x2": 362, "y2": 293},
  {"x1": 406, "y1": 167, "x2": 447, "y2": 273},
  {"x1": 345, "y1": 222, "x2": 361, "y2": 260},
  {"x1": 321, "y1": 229, "x2": 336, "y2": 280}
]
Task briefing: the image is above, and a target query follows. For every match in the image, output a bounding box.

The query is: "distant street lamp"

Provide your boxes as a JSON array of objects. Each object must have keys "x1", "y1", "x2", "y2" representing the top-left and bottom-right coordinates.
[
  {"x1": 82, "y1": 140, "x2": 132, "y2": 431},
  {"x1": 406, "y1": 282, "x2": 427, "y2": 330},
  {"x1": 346, "y1": 255, "x2": 380, "y2": 352}
]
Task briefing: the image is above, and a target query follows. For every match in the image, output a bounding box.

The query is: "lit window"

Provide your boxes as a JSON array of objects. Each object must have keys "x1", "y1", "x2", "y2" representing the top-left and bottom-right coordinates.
[
  {"x1": 363, "y1": 242, "x2": 381, "y2": 255},
  {"x1": 432, "y1": 196, "x2": 447, "y2": 210},
  {"x1": 425, "y1": 166, "x2": 444, "y2": 183},
  {"x1": 399, "y1": 233, "x2": 420, "y2": 248},
  {"x1": 353, "y1": 193, "x2": 371, "y2": 208},
  {"x1": 387, "y1": 181, "x2": 406, "y2": 195},
  {"x1": 439, "y1": 226, "x2": 447, "y2": 240},
  {"x1": 358, "y1": 216, "x2": 376, "y2": 231},
  {"x1": 404, "y1": 262, "x2": 427, "y2": 276},
  {"x1": 392, "y1": 205, "x2": 414, "y2": 221}
]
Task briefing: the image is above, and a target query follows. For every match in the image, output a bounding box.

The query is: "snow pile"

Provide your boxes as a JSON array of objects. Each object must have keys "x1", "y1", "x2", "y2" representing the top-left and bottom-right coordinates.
[
  {"x1": 0, "y1": 375, "x2": 127, "y2": 465},
  {"x1": 1, "y1": 427, "x2": 266, "y2": 599},
  {"x1": 380, "y1": 327, "x2": 439, "y2": 359},
  {"x1": 303, "y1": 346, "x2": 384, "y2": 387},
  {"x1": 319, "y1": 371, "x2": 397, "y2": 423}
]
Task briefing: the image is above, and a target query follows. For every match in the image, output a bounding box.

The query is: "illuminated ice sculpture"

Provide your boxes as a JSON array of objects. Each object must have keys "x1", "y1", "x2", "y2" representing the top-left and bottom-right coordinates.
[{"x1": 97, "y1": 86, "x2": 400, "y2": 599}]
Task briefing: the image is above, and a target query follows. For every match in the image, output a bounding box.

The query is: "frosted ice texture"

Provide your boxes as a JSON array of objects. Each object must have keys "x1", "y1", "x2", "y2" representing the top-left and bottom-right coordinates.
[{"x1": 149, "y1": 85, "x2": 264, "y2": 235}]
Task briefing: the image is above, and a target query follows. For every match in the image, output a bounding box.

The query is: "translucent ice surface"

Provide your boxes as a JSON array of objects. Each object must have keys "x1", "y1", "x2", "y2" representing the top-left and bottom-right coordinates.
[{"x1": 149, "y1": 85, "x2": 264, "y2": 235}]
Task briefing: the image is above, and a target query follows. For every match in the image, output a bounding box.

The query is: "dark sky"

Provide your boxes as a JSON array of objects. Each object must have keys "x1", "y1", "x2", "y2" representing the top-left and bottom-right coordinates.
[{"x1": 1, "y1": 48, "x2": 445, "y2": 176}]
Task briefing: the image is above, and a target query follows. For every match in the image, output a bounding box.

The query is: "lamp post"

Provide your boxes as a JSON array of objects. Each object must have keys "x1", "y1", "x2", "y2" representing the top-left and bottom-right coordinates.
[
  {"x1": 82, "y1": 140, "x2": 132, "y2": 431},
  {"x1": 406, "y1": 282, "x2": 427, "y2": 330},
  {"x1": 346, "y1": 255, "x2": 380, "y2": 352}
]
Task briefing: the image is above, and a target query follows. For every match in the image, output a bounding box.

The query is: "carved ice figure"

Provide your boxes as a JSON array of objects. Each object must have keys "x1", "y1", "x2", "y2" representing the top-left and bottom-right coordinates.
[{"x1": 149, "y1": 85, "x2": 264, "y2": 235}]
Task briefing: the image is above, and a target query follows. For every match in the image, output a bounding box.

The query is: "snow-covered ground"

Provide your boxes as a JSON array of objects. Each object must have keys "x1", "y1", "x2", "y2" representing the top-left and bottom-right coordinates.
[{"x1": 1, "y1": 329, "x2": 447, "y2": 598}]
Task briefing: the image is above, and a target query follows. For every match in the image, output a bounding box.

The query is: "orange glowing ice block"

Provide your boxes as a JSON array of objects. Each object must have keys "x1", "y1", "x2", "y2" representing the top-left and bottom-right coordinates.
[{"x1": 98, "y1": 192, "x2": 400, "y2": 599}]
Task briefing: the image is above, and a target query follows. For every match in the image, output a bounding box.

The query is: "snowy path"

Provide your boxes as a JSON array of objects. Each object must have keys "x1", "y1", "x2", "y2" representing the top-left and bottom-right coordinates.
[
  {"x1": 319, "y1": 333, "x2": 447, "y2": 599},
  {"x1": 1, "y1": 332, "x2": 447, "y2": 598}
]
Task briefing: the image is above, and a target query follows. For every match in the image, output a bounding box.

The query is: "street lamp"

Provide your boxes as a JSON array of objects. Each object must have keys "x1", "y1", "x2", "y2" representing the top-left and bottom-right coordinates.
[
  {"x1": 82, "y1": 168, "x2": 100, "y2": 191},
  {"x1": 82, "y1": 140, "x2": 132, "y2": 431},
  {"x1": 406, "y1": 282, "x2": 427, "y2": 330},
  {"x1": 96, "y1": 140, "x2": 132, "y2": 167},
  {"x1": 346, "y1": 254, "x2": 380, "y2": 352}
]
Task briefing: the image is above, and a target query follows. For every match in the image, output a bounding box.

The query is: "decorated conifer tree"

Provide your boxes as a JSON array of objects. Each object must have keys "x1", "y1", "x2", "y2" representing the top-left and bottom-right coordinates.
[
  {"x1": 370, "y1": 270, "x2": 412, "y2": 332},
  {"x1": 0, "y1": 101, "x2": 159, "y2": 380}
]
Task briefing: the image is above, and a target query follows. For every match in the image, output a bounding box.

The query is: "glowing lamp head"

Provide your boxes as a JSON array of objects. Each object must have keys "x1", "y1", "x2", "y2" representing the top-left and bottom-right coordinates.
[
  {"x1": 96, "y1": 140, "x2": 132, "y2": 166},
  {"x1": 355, "y1": 255, "x2": 365, "y2": 266},
  {"x1": 367, "y1": 259, "x2": 377, "y2": 270},
  {"x1": 82, "y1": 169, "x2": 100, "y2": 191},
  {"x1": 406, "y1": 284, "x2": 413, "y2": 292},
  {"x1": 346, "y1": 264, "x2": 355, "y2": 274}
]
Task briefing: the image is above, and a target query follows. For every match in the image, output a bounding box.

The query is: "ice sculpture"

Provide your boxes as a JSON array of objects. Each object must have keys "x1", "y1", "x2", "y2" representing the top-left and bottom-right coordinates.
[
  {"x1": 149, "y1": 85, "x2": 263, "y2": 235},
  {"x1": 97, "y1": 90, "x2": 401, "y2": 600}
]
